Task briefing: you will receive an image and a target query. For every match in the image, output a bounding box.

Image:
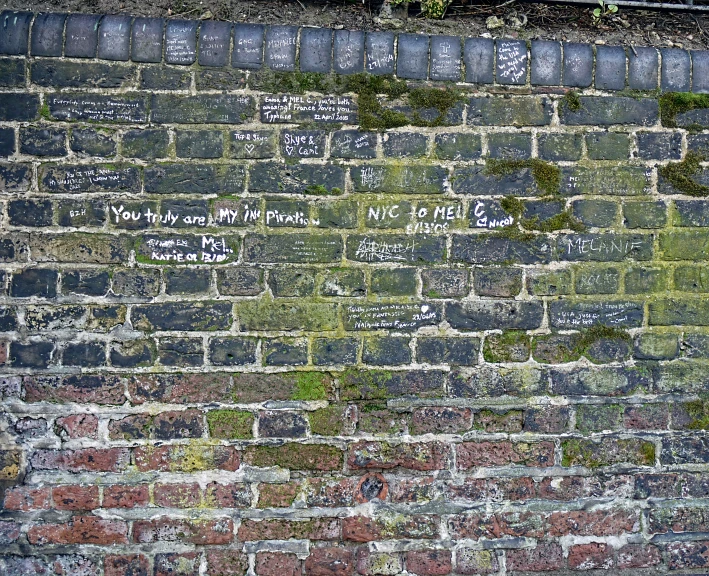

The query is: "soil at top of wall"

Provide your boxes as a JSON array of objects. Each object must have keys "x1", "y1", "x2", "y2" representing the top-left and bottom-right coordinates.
[{"x1": 3, "y1": 0, "x2": 709, "y2": 50}]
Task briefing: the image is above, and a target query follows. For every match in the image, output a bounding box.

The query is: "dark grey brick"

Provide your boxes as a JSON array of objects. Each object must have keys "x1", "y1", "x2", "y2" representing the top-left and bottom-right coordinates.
[
  {"x1": 233, "y1": 23, "x2": 264, "y2": 69},
  {"x1": 0, "y1": 93, "x2": 39, "y2": 121},
  {"x1": 163, "y1": 268, "x2": 209, "y2": 295},
  {"x1": 131, "y1": 17, "x2": 164, "y2": 63},
  {"x1": 300, "y1": 27, "x2": 332, "y2": 73},
  {"x1": 550, "y1": 300, "x2": 643, "y2": 329},
  {"x1": 531, "y1": 40, "x2": 560, "y2": 86},
  {"x1": 8, "y1": 199, "x2": 53, "y2": 227},
  {"x1": 11, "y1": 341, "x2": 54, "y2": 368},
  {"x1": 19, "y1": 127, "x2": 67, "y2": 157},
  {"x1": 563, "y1": 42, "x2": 593, "y2": 87},
  {"x1": 474, "y1": 267, "x2": 523, "y2": 298},
  {"x1": 628, "y1": 46, "x2": 658, "y2": 90},
  {"x1": 417, "y1": 337, "x2": 479, "y2": 366},
  {"x1": 674, "y1": 200, "x2": 709, "y2": 227},
  {"x1": 595, "y1": 45, "x2": 626, "y2": 90},
  {"x1": 141, "y1": 66, "x2": 191, "y2": 90},
  {"x1": 334, "y1": 29, "x2": 364, "y2": 74},
  {"x1": 231, "y1": 130, "x2": 276, "y2": 159},
  {"x1": 209, "y1": 337, "x2": 257, "y2": 366},
  {"x1": 280, "y1": 129, "x2": 326, "y2": 159},
  {"x1": 572, "y1": 199, "x2": 617, "y2": 228},
  {"x1": 692, "y1": 50, "x2": 709, "y2": 93},
  {"x1": 216, "y1": 267, "x2": 263, "y2": 296},
  {"x1": 250, "y1": 163, "x2": 344, "y2": 195},
  {"x1": 447, "y1": 301, "x2": 544, "y2": 331},
  {"x1": 265, "y1": 26, "x2": 297, "y2": 71},
  {"x1": 0, "y1": 57, "x2": 25, "y2": 86},
  {"x1": 199, "y1": 20, "x2": 231, "y2": 67},
  {"x1": 496, "y1": 39, "x2": 527, "y2": 85},
  {"x1": 623, "y1": 201, "x2": 667, "y2": 229},
  {"x1": 57, "y1": 199, "x2": 106, "y2": 227},
  {"x1": 397, "y1": 33, "x2": 429, "y2": 80},
  {"x1": 434, "y1": 133, "x2": 481, "y2": 161},
  {"x1": 62, "y1": 269, "x2": 110, "y2": 296},
  {"x1": 258, "y1": 410, "x2": 307, "y2": 437},
  {"x1": 0, "y1": 127, "x2": 14, "y2": 157},
  {"x1": 452, "y1": 165, "x2": 540, "y2": 197},
  {"x1": 65, "y1": 13, "x2": 100, "y2": 58},
  {"x1": 31, "y1": 13, "x2": 66, "y2": 57},
  {"x1": 122, "y1": 129, "x2": 169, "y2": 159},
  {"x1": 151, "y1": 93, "x2": 255, "y2": 124},
  {"x1": 487, "y1": 132, "x2": 531, "y2": 159},
  {"x1": 661, "y1": 48, "x2": 690, "y2": 92},
  {"x1": 63, "y1": 342, "x2": 105, "y2": 367},
  {"x1": 464, "y1": 38, "x2": 493, "y2": 84},
  {"x1": 145, "y1": 164, "x2": 245, "y2": 195},
  {"x1": 560, "y1": 96, "x2": 658, "y2": 126},
  {"x1": 31, "y1": 61, "x2": 135, "y2": 89},
  {"x1": 636, "y1": 131, "x2": 682, "y2": 160},
  {"x1": 160, "y1": 199, "x2": 209, "y2": 228},
  {"x1": 70, "y1": 128, "x2": 116, "y2": 157},
  {"x1": 158, "y1": 337, "x2": 203, "y2": 367},
  {"x1": 383, "y1": 132, "x2": 427, "y2": 158},
  {"x1": 331, "y1": 130, "x2": 376, "y2": 159},
  {"x1": 264, "y1": 339, "x2": 307, "y2": 366},
  {"x1": 264, "y1": 200, "x2": 309, "y2": 228},
  {"x1": 176, "y1": 130, "x2": 224, "y2": 159},
  {"x1": 468, "y1": 96, "x2": 553, "y2": 126},
  {"x1": 451, "y1": 235, "x2": 551, "y2": 265},
  {"x1": 0, "y1": 11, "x2": 32, "y2": 55},
  {"x1": 11, "y1": 268, "x2": 57, "y2": 298},
  {"x1": 363, "y1": 336, "x2": 411, "y2": 366},
  {"x1": 98, "y1": 15, "x2": 131, "y2": 61},
  {"x1": 165, "y1": 20, "x2": 197, "y2": 65},
  {"x1": 585, "y1": 132, "x2": 630, "y2": 160},
  {"x1": 313, "y1": 338, "x2": 359, "y2": 366},
  {"x1": 537, "y1": 133, "x2": 582, "y2": 161},
  {"x1": 366, "y1": 31, "x2": 395, "y2": 75},
  {"x1": 430, "y1": 35, "x2": 461, "y2": 81}
]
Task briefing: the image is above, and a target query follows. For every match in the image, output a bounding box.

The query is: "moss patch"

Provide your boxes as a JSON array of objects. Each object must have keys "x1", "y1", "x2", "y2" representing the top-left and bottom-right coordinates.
[
  {"x1": 563, "y1": 90, "x2": 582, "y2": 112},
  {"x1": 684, "y1": 399, "x2": 709, "y2": 430},
  {"x1": 485, "y1": 158, "x2": 561, "y2": 197},
  {"x1": 659, "y1": 152, "x2": 709, "y2": 197},
  {"x1": 408, "y1": 86, "x2": 464, "y2": 127},
  {"x1": 291, "y1": 372, "x2": 329, "y2": 401},
  {"x1": 207, "y1": 409, "x2": 254, "y2": 439},
  {"x1": 573, "y1": 324, "x2": 631, "y2": 354},
  {"x1": 659, "y1": 91, "x2": 709, "y2": 128}
]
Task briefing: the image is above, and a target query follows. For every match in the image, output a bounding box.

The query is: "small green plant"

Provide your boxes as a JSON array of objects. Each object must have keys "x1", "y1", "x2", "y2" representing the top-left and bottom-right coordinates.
[
  {"x1": 592, "y1": 0, "x2": 618, "y2": 25},
  {"x1": 388, "y1": 0, "x2": 453, "y2": 19}
]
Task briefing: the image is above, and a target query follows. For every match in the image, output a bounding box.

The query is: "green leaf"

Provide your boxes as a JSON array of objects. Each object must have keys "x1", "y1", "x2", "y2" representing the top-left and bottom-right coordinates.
[
  {"x1": 609, "y1": 4, "x2": 618, "y2": 11},
  {"x1": 593, "y1": 8, "x2": 601, "y2": 16}
]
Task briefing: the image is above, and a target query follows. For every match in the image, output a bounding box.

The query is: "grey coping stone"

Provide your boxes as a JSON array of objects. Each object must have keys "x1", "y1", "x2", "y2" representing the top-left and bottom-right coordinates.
[
  {"x1": 265, "y1": 25, "x2": 298, "y2": 71},
  {"x1": 165, "y1": 19, "x2": 197, "y2": 65},
  {"x1": 31, "y1": 13, "x2": 66, "y2": 57},
  {"x1": 563, "y1": 42, "x2": 593, "y2": 87},
  {"x1": 97, "y1": 15, "x2": 131, "y2": 61},
  {"x1": 464, "y1": 37, "x2": 493, "y2": 84},
  {"x1": 397, "y1": 33, "x2": 429, "y2": 80},
  {"x1": 531, "y1": 40, "x2": 561, "y2": 86},
  {"x1": 628, "y1": 46, "x2": 658, "y2": 90},
  {"x1": 496, "y1": 39, "x2": 527, "y2": 85},
  {"x1": 300, "y1": 27, "x2": 332, "y2": 73},
  {"x1": 366, "y1": 31, "x2": 395, "y2": 75},
  {"x1": 233, "y1": 23, "x2": 264, "y2": 69},
  {"x1": 199, "y1": 20, "x2": 231, "y2": 67},
  {"x1": 692, "y1": 50, "x2": 709, "y2": 93},
  {"x1": 131, "y1": 17, "x2": 164, "y2": 63},
  {"x1": 64, "y1": 13, "x2": 101, "y2": 58},
  {"x1": 334, "y1": 29, "x2": 364, "y2": 74},
  {"x1": 661, "y1": 48, "x2": 691, "y2": 92},
  {"x1": 596, "y1": 45, "x2": 626, "y2": 91},
  {"x1": 430, "y1": 35, "x2": 461, "y2": 81},
  {"x1": 0, "y1": 11, "x2": 32, "y2": 55}
]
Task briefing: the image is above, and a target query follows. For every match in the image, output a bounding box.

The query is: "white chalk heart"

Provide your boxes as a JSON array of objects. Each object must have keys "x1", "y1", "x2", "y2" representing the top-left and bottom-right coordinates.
[
  {"x1": 244, "y1": 143, "x2": 255, "y2": 154},
  {"x1": 421, "y1": 305, "x2": 430, "y2": 313},
  {"x1": 285, "y1": 146, "x2": 294, "y2": 156}
]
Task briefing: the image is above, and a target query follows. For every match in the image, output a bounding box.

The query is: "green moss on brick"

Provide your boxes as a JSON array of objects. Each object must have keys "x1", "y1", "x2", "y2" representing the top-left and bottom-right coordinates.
[
  {"x1": 561, "y1": 438, "x2": 602, "y2": 469},
  {"x1": 659, "y1": 152, "x2": 709, "y2": 197},
  {"x1": 659, "y1": 91, "x2": 709, "y2": 128},
  {"x1": 684, "y1": 399, "x2": 709, "y2": 430},
  {"x1": 291, "y1": 372, "x2": 329, "y2": 401},
  {"x1": 485, "y1": 158, "x2": 561, "y2": 197},
  {"x1": 207, "y1": 409, "x2": 254, "y2": 439},
  {"x1": 309, "y1": 405, "x2": 344, "y2": 436},
  {"x1": 408, "y1": 86, "x2": 464, "y2": 127},
  {"x1": 563, "y1": 90, "x2": 582, "y2": 112},
  {"x1": 639, "y1": 441, "x2": 656, "y2": 465}
]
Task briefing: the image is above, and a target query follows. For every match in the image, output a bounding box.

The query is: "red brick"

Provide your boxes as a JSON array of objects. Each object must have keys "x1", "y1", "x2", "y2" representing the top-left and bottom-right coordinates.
[
  {"x1": 342, "y1": 515, "x2": 439, "y2": 542},
  {"x1": 391, "y1": 477, "x2": 434, "y2": 503},
  {"x1": 154, "y1": 482, "x2": 201, "y2": 508},
  {"x1": 455, "y1": 549, "x2": 499, "y2": 574},
  {"x1": 133, "y1": 444, "x2": 239, "y2": 472},
  {"x1": 30, "y1": 448, "x2": 129, "y2": 472},
  {"x1": 456, "y1": 441, "x2": 554, "y2": 469},
  {"x1": 410, "y1": 407, "x2": 472, "y2": 434},
  {"x1": 207, "y1": 549, "x2": 248, "y2": 575},
  {"x1": 153, "y1": 409, "x2": 204, "y2": 439},
  {"x1": 53, "y1": 485, "x2": 100, "y2": 510},
  {"x1": 205, "y1": 482, "x2": 252, "y2": 508},
  {"x1": 547, "y1": 509, "x2": 639, "y2": 536},
  {"x1": 568, "y1": 543, "x2": 614, "y2": 570},
  {"x1": 24, "y1": 374, "x2": 125, "y2": 404},
  {"x1": 616, "y1": 544, "x2": 661, "y2": 568},
  {"x1": 27, "y1": 516, "x2": 128, "y2": 545},
  {"x1": 305, "y1": 547, "x2": 355, "y2": 576},
  {"x1": 448, "y1": 511, "x2": 545, "y2": 540},
  {"x1": 103, "y1": 484, "x2": 150, "y2": 508},
  {"x1": 536, "y1": 476, "x2": 586, "y2": 501},
  {"x1": 0, "y1": 341, "x2": 7, "y2": 366},
  {"x1": 54, "y1": 414, "x2": 98, "y2": 439},
  {"x1": 105, "y1": 554, "x2": 149, "y2": 576},
  {"x1": 134, "y1": 517, "x2": 233, "y2": 545},
  {"x1": 488, "y1": 476, "x2": 536, "y2": 501},
  {"x1": 129, "y1": 373, "x2": 232, "y2": 404},
  {"x1": 258, "y1": 481, "x2": 300, "y2": 508},
  {"x1": 356, "y1": 549, "x2": 402, "y2": 575},
  {"x1": 53, "y1": 555, "x2": 100, "y2": 575},
  {"x1": 623, "y1": 404, "x2": 668, "y2": 430},
  {"x1": 255, "y1": 552, "x2": 301, "y2": 576},
  {"x1": 244, "y1": 443, "x2": 342, "y2": 471},
  {"x1": 667, "y1": 541, "x2": 709, "y2": 570},
  {"x1": 444, "y1": 478, "x2": 487, "y2": 501},
  {"x1": 648, "y1": 505, "x2": 709, "y2": 533},
  {"x1": 506, "y1": 543, "x2": 564, "y2": 572},
  {"x1": 354, "y1": 473, "x2": 388, "y2": 504},
  {"x1": 0, "y1": 520, "x2": 20, "y2": 544},
  {"x1": 155, "y1": 552, "x2": 199, "y2": 576},
  {"x1": 405, "y1": 550, "x2": 452, "y2": 575},
  {"x1": 347, "y1": 441, "x2": 451, "y2": 471},
  {"x1": 3, "y1": 485, "x2": 51, "y2": 511},
  {"x1": 238, "y1": 518, "x2": 340, "y2": 541},
  {"x1": 108, "y1": 414, "x2": 152, "y2": 440}
]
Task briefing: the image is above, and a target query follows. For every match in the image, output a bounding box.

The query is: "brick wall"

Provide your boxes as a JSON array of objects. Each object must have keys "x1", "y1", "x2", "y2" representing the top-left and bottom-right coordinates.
[{"x1": 2, "y1": 9, "x2": 709, "y2": 574}]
